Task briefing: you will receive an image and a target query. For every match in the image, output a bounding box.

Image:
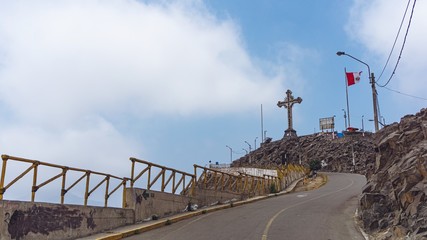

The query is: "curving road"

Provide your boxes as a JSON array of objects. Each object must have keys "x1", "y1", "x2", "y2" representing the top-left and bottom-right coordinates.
[{"x1": 125, "y1": 173, "x2": 366, "y2": 240}]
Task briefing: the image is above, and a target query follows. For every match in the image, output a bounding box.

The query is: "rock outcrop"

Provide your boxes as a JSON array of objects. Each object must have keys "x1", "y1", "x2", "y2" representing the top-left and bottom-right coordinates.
[
  {"x1": 358, "y1": 108, "x2": 427, "y2": 239},
  {"x1": 232, "y1": 131, "x2": 376, "y2": 175}
]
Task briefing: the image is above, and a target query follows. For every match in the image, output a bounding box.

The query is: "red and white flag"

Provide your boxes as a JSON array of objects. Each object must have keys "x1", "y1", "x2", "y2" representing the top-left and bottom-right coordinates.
[{"x1": 346, "y1": 71, "x2": 362, "y2": 86}]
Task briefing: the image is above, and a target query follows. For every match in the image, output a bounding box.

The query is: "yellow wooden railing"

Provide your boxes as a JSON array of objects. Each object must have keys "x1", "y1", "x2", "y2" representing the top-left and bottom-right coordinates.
[
  {"x1": 276, "y1": 163, "x2": 308, "y2": 190},
  {"x1": 193, "y1": 165, "x2": 280, "y2": 196},
  {"x1": 0, "y1": 154, "x2": 308, "y2": 208},
  {"x1": 130, "y1": 157, "x2": 195, "y2": 195},
  {"x1": 0, "y1": 155, "x2": 128, "y2": 208}
]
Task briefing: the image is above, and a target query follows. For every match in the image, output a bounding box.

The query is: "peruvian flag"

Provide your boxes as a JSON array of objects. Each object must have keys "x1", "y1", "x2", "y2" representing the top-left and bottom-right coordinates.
[{"x1": 346, "y1": 71, "x2": 362, "y2": 86}]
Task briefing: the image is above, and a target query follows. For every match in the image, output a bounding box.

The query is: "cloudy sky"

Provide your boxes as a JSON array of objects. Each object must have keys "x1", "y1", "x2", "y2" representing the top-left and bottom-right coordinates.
[{"x1": 0, "y1": 0, "x2": 426, "y2": 203}]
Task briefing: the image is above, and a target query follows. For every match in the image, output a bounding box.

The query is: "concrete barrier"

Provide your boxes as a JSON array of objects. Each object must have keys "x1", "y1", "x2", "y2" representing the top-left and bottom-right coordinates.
[
  {"x1": 125, "y1": 188, "x2": 191, "y2": 222},
  {"x1": 125, "y1": 187, "x2": 243, "y2": 223},
  {"x1": 192, "y1": 188, "x2": 243, "y2": 207},
  {"x1": 0, "y1": 200, "x2": 134, "y2": 240}
]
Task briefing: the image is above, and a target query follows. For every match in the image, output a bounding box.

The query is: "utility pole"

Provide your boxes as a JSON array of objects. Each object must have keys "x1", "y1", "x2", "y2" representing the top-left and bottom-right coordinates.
[{"x1": 370, "y1": 72, "x2": 379, "y2": 132}]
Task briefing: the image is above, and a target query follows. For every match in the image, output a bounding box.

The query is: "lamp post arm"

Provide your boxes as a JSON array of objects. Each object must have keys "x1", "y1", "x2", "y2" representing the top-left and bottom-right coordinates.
[{"x1": 343, "y1": 53, "x2": 371, "y2": 82}]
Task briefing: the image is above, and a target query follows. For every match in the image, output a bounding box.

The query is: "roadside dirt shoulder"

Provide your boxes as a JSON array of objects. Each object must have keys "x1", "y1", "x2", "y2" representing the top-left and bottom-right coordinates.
[{"x1": 292, "y1": 173, "x2": 327, "y2": 192}]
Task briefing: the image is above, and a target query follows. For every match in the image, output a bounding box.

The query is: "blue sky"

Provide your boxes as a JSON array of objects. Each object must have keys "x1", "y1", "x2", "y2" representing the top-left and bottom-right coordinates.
[{"x1": 0, "y1": 0, "x2": 426, "y2": 192}]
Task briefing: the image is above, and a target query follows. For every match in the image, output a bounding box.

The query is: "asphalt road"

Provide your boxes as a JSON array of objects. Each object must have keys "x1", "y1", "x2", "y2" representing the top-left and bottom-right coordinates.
[{"x1": 125, "y1": 172, "x2": 366, "y2": 240}]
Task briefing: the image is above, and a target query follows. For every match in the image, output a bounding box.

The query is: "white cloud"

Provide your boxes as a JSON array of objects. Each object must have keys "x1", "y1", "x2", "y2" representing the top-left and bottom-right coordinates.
[
  {"x1": 0, "y1": 116, "x2": 139, "y2": 174},
  {"x1": 0, "y1": 0, "x2": 283, "y2": 124},
  {"x1": 346, "y1": 0, "x2": 427, "y2": 96},
  {"x1": 0, "y1": 0, "x2": 286, "y2": 189}
]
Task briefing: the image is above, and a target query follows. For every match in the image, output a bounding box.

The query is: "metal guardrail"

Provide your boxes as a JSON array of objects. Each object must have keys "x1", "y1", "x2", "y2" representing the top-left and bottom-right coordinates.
[
  {"x1": 0, "y1": 155, "x2": 128, "y2": 208},
  {"x1": 130, "y1": 157, "x2": 195, "y2": 195}
]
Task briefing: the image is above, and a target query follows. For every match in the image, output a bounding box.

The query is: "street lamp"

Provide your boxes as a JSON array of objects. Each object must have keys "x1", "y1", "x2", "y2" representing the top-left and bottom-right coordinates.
[
  {"x1": 342, "y1": 109, "x2": 347, "y2": 130},
  {"x1": 226, "y1": 145, "x2": 232, "y2": 163},
  {"x1": 242, "y1": 148, "x2": 248, "y2": 154},
  {"x1": 369, "y1": 119, "x2": 385, "y2": 127},
  {"x1": 362, "y1": 115, "x2": 364, "y2": 132},
  {"x1": 254, "y1": 137, "x2": 258, "y2": 150},
  {"x1": 337, "y1": 51, "x2": 379, "y2": 132},
  {"x1": 244, "y1": 141, "x2": 252, "y2": 152}
]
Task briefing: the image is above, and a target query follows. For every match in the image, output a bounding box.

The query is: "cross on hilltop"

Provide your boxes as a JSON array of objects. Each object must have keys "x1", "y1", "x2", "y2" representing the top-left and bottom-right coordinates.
[{"x1": 277, "y1": 89, "x2": 302, "y2": 138}]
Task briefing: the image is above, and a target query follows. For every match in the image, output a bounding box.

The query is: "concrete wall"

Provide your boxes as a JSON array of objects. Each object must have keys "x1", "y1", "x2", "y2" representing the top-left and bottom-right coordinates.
[
  {"x1": 0, "y1": 200, "x2": 134, "y2": 240},
  {"x1": 125, "y1": 188, "x2": 192, "y2": 222},
  {"x1": 125, "y1": 187, "x2": 244, "y2": 223},
  {"x1": 192, "y1": 188, "x2": 244, "y2": 207}
]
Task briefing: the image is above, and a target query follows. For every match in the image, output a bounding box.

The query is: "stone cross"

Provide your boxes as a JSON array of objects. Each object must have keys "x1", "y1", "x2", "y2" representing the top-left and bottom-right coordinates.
[{"x1": 277, "y1": 89, "x2": 302, "y2": 138}]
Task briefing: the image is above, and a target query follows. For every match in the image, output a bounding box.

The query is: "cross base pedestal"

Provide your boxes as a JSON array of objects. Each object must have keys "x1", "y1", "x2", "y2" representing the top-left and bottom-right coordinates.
[{"x1": 284, "y1": 128, "x2": 298, "y2": 138}]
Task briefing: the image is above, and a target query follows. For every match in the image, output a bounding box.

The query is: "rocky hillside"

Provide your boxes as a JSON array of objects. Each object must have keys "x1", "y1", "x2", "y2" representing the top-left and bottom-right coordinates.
[
  {"x1": 358, "y1": 108, "x2": 427, "y2": 239},
  {"x1": 232, "y1": 108, "x2": 427, "y2": 239},
  {"x1": 232, "y1": 130, "x2": 376, "y2": 175}
]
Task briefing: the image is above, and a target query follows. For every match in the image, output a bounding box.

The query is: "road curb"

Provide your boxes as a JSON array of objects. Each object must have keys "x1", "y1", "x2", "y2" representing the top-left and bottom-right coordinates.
[{"x1": 94, "y1": 177, "x2": 305, "y2": 240}]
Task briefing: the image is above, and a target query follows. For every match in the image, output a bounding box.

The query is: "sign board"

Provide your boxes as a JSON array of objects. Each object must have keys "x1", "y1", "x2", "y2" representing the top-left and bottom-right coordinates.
[{"x1": 319, "y1": 117, "x2": 335, "y2": 131}]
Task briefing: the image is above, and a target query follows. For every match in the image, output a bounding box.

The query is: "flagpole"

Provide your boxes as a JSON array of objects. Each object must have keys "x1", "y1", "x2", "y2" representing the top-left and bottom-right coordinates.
[{"x1": 344, "y1": 68, "x2": 351, "y2": 128}]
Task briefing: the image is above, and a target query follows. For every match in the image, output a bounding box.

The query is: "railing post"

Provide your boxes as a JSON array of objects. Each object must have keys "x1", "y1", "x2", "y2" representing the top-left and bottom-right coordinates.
[
  {"x1": 122, "y1": 178, "x2": 128, "y2": 208},
  {"x1": 263, "y1": 177, "x2": 266, "y2": 194},
  {"x1": 248, "y1": 177, "x2": 252, "y2": 196},
  {"x1": 260, "y1": 177, "x2": 264, "y2": 195},
  {"x1": 213, "y1": 171, "x2": 218, "y2": 190},
  {"x1": 61, "y1": 167, "x2": 68, "y2": 204},
  {"x1": 182, "y1": 175, "x2": 186, "y2": 193},
  {"x1": 242, "y1": 175, "x2": 248, "y2": 194},
  {"x1": 228, "y1": 175, "x2": 233, "y2": 191},
  {"x1": 31, "y1": 162, "x2": 39, "y2": 202},
  {"x1": 192, "y1": 165, "x2": 197, "y2": 197},
  {"x1": 84, "y1": 171, "x2": 91, "y2": 206},
  {"x1": 203, "y1": 169, "x2": 207, "y2": 188},
  {"x1": 161, "y1": 168, "x2": 165, "y2": 192},
  {"x1": 104, "y1": 175, "x2": 110, "y2": 207},
  {"x1": 220, "y1": 173, "x2": 224, "y2": 191},
  {"x1": 147, "y1": 166, "x2": 151, "y2": 190},
  {"x1": 0, "y1": 155, "x2": 8, "y2": 200},
  {"x1": 130, "y1": 158, "x2": 135, "y2": 188}
]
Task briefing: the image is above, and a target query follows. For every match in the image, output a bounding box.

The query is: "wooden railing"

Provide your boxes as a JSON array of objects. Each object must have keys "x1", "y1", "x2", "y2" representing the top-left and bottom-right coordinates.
[
  {"x1": 276, "y1": 163, "x2": 308, "y2": 190},
  {"x1": 0, "y1": 155, "x2": 128, "y2": 208},
  {"x1": 0, "y1": 154, "x2": 308, "y2": 208},
  {"x1": 193, "y1": 164, "x2": 280, "y2": 196},
  {"x1": 130, "y1": 157, "x2": 195, "y2": 195}
]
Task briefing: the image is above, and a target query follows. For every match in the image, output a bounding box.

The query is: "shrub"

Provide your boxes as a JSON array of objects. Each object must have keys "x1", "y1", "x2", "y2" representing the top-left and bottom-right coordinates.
[
  {"x1": 309, "y1": 160, "x2": 321, "y2": 172},
  {"x1": 269, "y1": 183, "x2": 278, "y2": 193}
]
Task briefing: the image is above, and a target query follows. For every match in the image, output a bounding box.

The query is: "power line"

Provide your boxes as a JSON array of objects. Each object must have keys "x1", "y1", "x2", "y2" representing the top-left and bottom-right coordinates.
[
  {"x1": 383, "y1": 86, "x2": 427, "y2": 101},
  {"x1": 376, "y1": 0, "x2": 411, "y2": 82},
  {"x1": 377, "y1": 0, "x2": 417, "y2": 88}
]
